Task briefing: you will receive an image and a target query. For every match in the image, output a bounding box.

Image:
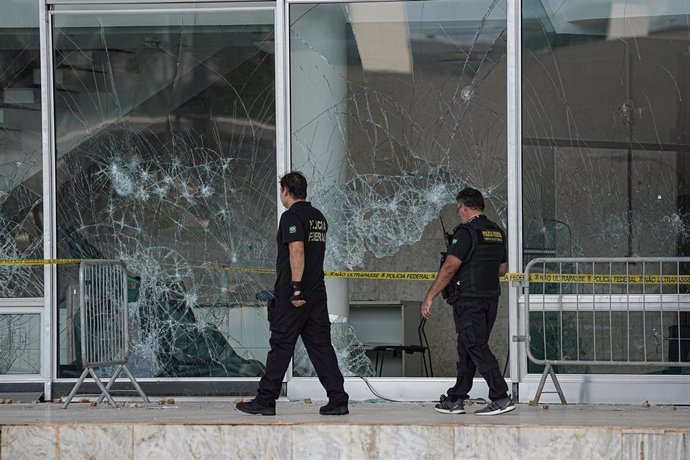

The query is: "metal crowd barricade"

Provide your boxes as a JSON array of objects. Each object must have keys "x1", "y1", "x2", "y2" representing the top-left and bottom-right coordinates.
[
  {"x1": 523, "y1": 257, "x2": 690, "y2": 405},
  {"x1": 63, "y1": 260, "x2": 149, "y2": 408}
]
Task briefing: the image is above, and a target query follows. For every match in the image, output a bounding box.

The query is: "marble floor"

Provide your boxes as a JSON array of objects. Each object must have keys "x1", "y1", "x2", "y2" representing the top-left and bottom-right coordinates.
[
  {"x1": 1, "y1": 401, "x2": 690, "y2": 459},
  {"x1": 1, "y1": 399, "x2": 690, "y2": 428}
]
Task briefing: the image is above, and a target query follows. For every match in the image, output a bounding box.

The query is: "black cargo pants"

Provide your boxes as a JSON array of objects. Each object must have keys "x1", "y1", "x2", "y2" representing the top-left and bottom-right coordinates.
[
  {"x1": 447, "y1": 297, "x2": 509, "y2": 402},
  {"x1": 255, "y1": 294, "x2": 348, "y2": 405}
]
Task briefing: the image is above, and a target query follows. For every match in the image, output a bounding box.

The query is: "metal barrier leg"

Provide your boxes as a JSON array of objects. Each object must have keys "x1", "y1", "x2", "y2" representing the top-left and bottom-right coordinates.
[
  {"x1": 88, "y1": 367, "x2": 117, "y2": 407},
  {"x1": 95, "y1": 364, "x2": 149, "y2": 405},
  {"x1": 62, "y1": 367, "x2": 90, "y2": 409},
  {"x1": 63, "y1": 365, "x2": 121, "y2": 408},
  {"x1": 530, "y1": 365, "x2": 550, "y2": 406},
  {"x1": 530, "y1": 364, "x2": 567, "y2": 406},
  {"x1": 548, "y1": 365, "x2": 567, "y2": 405},
  {"x1": 96, "y1": 364, "x2": 124, "y2": 405},
  {"x1": 121, "y1": 364, "x2": 150, "y2": 403}
]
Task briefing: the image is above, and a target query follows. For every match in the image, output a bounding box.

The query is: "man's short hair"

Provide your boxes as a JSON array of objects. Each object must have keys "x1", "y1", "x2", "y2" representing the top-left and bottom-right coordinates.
[
  {"x1": 280, "y1": 171, "x2": 307, "y2": 199},
  {"x1": 456, "y1": 187, "x2": 485, "y2": 211}
]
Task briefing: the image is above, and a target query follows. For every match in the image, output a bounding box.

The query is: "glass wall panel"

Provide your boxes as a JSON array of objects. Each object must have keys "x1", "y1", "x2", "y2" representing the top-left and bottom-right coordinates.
[
  {"x1": 0, "y1": 313, "x2": 41, "y2": 374},
  {"x1": 290, "y1": 1, "x2": 508, "y2": 378},
  {"x1": 53, "y1": 8, "x2": 276, "y2": 378},
  {"x1": 522, "y1": 0, "x2": 690, "y2": 374},
  {"x1": 0, "y1": 0, "x2": 43, "y2": 297},
  {"x1": 523, "y1": 0, "x2": 690, "y2": 260}
]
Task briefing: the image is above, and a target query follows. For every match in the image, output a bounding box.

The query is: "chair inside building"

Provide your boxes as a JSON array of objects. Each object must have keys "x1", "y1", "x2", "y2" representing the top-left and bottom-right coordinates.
[{"x1": 371, "y1": 318, "x2": 433, "y2": 377}]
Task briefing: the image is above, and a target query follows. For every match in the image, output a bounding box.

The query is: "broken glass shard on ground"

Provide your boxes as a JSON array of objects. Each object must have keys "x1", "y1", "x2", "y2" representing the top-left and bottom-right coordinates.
[{"x1": 293, "y1": 315, "x2": 376, "y2": 378}]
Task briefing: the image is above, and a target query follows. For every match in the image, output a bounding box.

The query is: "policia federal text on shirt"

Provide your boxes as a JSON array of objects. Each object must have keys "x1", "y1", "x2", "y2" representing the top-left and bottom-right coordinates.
[
  {"x1": 236, "y1": 171, "x2": 349, "y2": 416},
  {"x1": 421, "y1": 187, "x2": 516, "y2": 416}
]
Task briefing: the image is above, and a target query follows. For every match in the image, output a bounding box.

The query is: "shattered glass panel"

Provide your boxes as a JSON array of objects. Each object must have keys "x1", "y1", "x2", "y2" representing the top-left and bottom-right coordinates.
[
  {"x1": 53, "y1": 9, "x2": 277, "y2": 378},
  {"x1": 523, "y1": 0, "x2": 690, "y2": 260},
  {"x1": 293, "y1": 316, "x2": 376, "y2": 377},
  {"x1": 523, "y1": 1, "x2": 690, "y2": 374},
  {"x1": 0, "y1": 314, "x2": 41, "y2": 375},
  {"x1": 0, "y1": 0, "x2": 43, "y2": 297},
  {"x1": 290, "y1": 1, "x2": 508, "y2": 378}
]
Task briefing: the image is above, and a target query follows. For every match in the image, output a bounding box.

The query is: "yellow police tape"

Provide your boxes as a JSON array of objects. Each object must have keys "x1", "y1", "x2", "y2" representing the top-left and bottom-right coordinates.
[
  {"x1": 514, "y1": 273, "x2": 690, "y2": 285},
  {"x1": 325, "y1": 271, "x2": 436, "y2": 281},
  {"x1": 3, "y1": 259, "x2": 690, "y2": 285},
  {"x1": 0, "y1": 258, "x2": 83, "y2": 266},
  {"x1": 179, "y1": 266, "x2": 690, "y2": 284},
  {"x1": 184, "y1": 265, "x2": 437, "y2": 280}
]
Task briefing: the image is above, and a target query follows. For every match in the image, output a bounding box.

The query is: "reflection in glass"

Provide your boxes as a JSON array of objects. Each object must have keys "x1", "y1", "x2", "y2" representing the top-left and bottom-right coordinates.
[
  {"x1": 290, "y1": 1, "x2": 508, "y2": 377},
  {"x1": 0, "y1": 0, "x2": 43, "y2": 297},
  {"x1": 52, "y1": 11, "x2": 276, "y2": 378},
  {"x1": 523, "y1": 0, "x2": 690, "y2": 260},
  {"x1": 522, "y1": 1, "x2": 690, "y2": 375}
]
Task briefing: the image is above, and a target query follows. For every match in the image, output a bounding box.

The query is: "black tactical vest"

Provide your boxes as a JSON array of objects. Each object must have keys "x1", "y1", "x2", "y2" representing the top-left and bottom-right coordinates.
[{"x1": 454, "y1": 216, "x2": 506, "y2": 298}]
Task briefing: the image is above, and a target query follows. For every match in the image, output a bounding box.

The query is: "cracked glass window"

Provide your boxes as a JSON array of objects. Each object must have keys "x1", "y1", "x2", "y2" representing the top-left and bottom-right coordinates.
[
  {"x1": 523, "y1": 1, "x2": 690, "y2": 374},
  {"x1": 0, "y1": 0, "x2": 43, "y2": 298},
  {"x1": 0, "y1": 313, "x2": 41, "y2": 374},
  {"x1": 290, "y1": 1, "x2": 508, "y2": 378},
  {"x1": 523, "y1": 0, "x2": 690, "y2": 261},
  {"x1": 53, "y1": 6, "x2": 276, "y2": 378}
]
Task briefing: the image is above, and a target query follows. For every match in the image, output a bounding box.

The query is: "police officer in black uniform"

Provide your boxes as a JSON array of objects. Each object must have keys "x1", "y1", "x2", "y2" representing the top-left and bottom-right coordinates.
[
  {"x1": 237, "y1": 171, "x2": 349, "y2": 416},
  {"x1": 421, "y1": 187, "x2": 515, "y2": 416}
]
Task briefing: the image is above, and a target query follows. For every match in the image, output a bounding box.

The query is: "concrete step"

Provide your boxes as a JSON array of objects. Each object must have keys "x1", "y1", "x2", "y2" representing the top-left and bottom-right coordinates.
[{"x1": 1, "y1": 401, "x2": 689, "y2": 459}]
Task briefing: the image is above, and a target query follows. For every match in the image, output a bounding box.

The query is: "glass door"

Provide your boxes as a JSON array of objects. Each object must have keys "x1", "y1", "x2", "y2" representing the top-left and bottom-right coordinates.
[
  {"x1": 287, "y1": 0, "x2": 510, "y2": 401},
  {"x1": 0, "y1": 0, "x2": 45, "y2": 394},
  {"x1": 48, "y1": 1, "x2": 280, "y2": 394},
  {"x1": 519, "y1": 0, "x2": 690, "y2": 404}
]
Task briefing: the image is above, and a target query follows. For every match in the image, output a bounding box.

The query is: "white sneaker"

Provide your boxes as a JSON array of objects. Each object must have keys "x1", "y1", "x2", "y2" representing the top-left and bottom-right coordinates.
[{"x1": 434, "y1": 394, "x2": 465, "y2": 414}]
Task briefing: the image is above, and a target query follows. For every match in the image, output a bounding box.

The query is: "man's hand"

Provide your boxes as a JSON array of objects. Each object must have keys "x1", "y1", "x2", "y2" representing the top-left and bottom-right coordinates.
[
  {"x1": 290, "y1": 281, "x2": 306, "y2": 308},
  {"x1": 420, "y1": 298, "x2": 433, "y2": 319},
  {"x1": 420, "y1": 253, "x2": 461, "y2": 319}
]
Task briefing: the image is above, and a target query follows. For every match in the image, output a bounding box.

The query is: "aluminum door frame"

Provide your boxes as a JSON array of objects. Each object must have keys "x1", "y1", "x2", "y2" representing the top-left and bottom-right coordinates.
[{"x1": 40, "y1": 0, "x2": 285, "y2": 401}]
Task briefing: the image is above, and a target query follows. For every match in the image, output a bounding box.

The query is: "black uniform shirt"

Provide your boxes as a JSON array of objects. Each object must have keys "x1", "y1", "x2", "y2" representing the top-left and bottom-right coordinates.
[
  {"x1": 274, "y1": 201, "x2": 328, "y2": 300},
  {"x1": 447, "y1": 215, "x2": 507, "y2": 264}
]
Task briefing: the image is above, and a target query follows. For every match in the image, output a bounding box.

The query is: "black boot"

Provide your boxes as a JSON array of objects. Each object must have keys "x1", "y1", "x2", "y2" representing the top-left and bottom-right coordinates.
[
  {"x1": 236, "y1": 398, "x2": 276, "y2": 416},
  {"x1": 319, "y1": 399, "x2": 349, "y2": 415}
]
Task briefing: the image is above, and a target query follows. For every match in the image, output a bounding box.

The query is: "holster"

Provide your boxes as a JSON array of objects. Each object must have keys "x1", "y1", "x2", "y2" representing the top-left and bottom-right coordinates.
[
  {"x1": 442, "y1": 279, "x2": 461, "y2": 304},
  {"x1": 440, "y1": 251, "x2": 461, "y2": 303}
]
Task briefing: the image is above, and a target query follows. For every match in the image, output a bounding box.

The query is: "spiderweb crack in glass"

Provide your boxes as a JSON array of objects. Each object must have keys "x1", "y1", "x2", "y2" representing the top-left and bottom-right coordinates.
[
  {"x1": 0, "y1": 315, "x2": 40, "y2": 374},
  {"x1": 291, "y1": 1, "x2": 509, "y2": 270},
  {"x1": 522, "y1": 1, "x2": 690, "y2": 259},
  {"x1": 52, "y1": 15, "x2": 277, "y2": 378},
  {"x1": 315, "y1": 172, "x2": 473, "y2": 270},
  {"x1": 289, "y1": 1, "x2": 509, "y2": 377},
  {"x1": 0, "y1": 36, "x2": 44, "y2": 298}
]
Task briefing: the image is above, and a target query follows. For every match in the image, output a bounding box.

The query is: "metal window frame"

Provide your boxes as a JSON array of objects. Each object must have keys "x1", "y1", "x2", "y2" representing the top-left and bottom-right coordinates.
[
  {"x1": 40, "y1": 0, "x2": 56, "y2": 400},
  {"x1": 38, "y1": 0, "x2": 521, "y2": 399},
  {"x1": 276, "y1": 0, "x2": 292, "y2": 383},
  {"x1": 506, "y1": 0, "x2": 522, "y2": 391},
  {"x1": 47, "y1": 0, "x2": 268, "y2": 4},
  {"x1": 0, "y1": 0, "x2": 57, "y2": 396},
  {"x1": 280, "y1": 0, "x2": 519, "y2": 397},
  {"x1": 512, "y1": 3, "x2": 690, "y2": 402},
  {"x1": 49, "y1": 6, "x2": 276, "y2": 14},
  {"x1": 0, "y1": 306, "x2": 45, "y2": 382},
  {"x1": 41, "y1": 0, "x2": 287, "y2": 394},
  {"x1": 31, "y1": 0, "x2": 690, "y2": 404}
]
